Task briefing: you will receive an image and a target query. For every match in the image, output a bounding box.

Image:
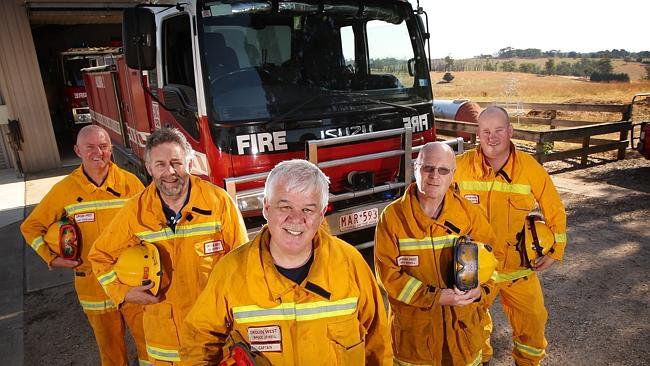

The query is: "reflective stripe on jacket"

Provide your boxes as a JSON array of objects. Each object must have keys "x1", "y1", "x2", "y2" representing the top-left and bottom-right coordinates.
[
  {"x1": 180, "y1": 226, "x2": 393, "y2": 366},
  {"x1": 20, "y1": 163, "x2": 144, "y2": 313},
  {"x1": 89, "y1": 175, "x2": 248, "y2": 362},
  {"x1": 374, "y1": 184, "x2": 500, "y2": 365},
  {"x1": 455, "y1": 145, "x2": 567, "y2": 274}
]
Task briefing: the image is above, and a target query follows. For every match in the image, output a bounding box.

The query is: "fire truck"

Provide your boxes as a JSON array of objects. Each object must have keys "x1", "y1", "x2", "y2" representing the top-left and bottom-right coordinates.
[
  {"x1": 60, "y1": 47, "x2": 121, "y2": 126},
  {"x1": 84, "y1": 0, "x2": 460, "y2": 246}
]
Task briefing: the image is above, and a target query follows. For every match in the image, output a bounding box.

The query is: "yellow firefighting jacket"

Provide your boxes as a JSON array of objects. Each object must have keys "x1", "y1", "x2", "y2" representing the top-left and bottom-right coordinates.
[
  {"x1": 20, "y1": 163, "x2": 144, "y2": 314},
  {"x1": 88, "y1": 175, "x2": 248, "y2": 363},
  {"x1": 455, "y1": 144, "x2": 567, "y2": 280},
  {"x1": 180, "y1": 226, "x2": 393, "y2": 366},
  {"x1": 374, "y1": 184, "x2": 500, "y2": 365}
]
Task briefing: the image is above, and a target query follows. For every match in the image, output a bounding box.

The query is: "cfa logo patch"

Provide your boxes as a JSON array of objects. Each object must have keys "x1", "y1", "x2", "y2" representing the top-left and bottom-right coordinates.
[
  {"x1": 74, "y1": 212, "x2": 95, "y2": 223},
  {"x1": 464, "y1": 194, "x2": 480, "y2": 204}
]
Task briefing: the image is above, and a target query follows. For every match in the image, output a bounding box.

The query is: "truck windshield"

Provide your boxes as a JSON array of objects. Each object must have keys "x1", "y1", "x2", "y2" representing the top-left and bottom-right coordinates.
[{"x1": 199, "y1": 1, "x2": 431, "y2": 123}]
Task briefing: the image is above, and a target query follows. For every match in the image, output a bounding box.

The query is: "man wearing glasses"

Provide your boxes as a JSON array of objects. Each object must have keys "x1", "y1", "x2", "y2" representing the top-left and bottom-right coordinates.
[
  {"x1": 455, "y1": 106, "x2": 567, "y2": 366},
  {"x1": 374, "y1": 142, "x2": 501, "y2": 366}
]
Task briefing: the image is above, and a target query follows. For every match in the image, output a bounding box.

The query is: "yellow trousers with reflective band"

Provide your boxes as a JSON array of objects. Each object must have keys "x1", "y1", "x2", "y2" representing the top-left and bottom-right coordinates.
[
  {"x1": 483, "y1": 272, "x2": 547, "y2": 366},
  {"x1": 86, "y1": 302, "x2": 151, "y2": 365}
]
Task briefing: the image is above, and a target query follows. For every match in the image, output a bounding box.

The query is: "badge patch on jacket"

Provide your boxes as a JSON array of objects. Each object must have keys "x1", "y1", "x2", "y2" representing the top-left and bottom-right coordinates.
[
  {"x1": 248, "y1": 325, "x2": 282, "y2": 352},
  {"x1": 464, "y1": 194, "x2": 480, "y2": 204},
  {"x1": 397, "y1": 255, "x2": 419, "y2": 267},
  {"x1": 74, "y1": 212, "x2": 95, "y2": 223},
  {"x1": 202, "y1": 240, "x2": 224, "y2": 255}
]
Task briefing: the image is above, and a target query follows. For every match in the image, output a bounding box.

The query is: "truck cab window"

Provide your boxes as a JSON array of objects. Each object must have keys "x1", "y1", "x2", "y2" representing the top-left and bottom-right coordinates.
[
  {"x1": 163, "y1": 14, "x2": 196, "y2": 87},
  {"x1": 200, "y1": 3, "x2": 429, "y2": 123},
  {"x1": 163, "y1": 13, "x2": 200, "y2": 139}
]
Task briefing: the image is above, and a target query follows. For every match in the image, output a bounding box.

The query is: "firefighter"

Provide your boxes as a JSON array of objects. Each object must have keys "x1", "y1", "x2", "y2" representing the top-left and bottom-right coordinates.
[
  {"x1": 374, "y1": 142, "x2": 501, "y2": 366},
  {"x1": 180, "y1": 159, "x2": 393, "y2": 365},
  {"x1": 88, "y1": 128, "x2": 249, "y2": 365},
  {"x1": 20, "y1": 125, "x2": 149, "y2": 365},
  {"x1": 455, "y1": 106, "x2": 568, "y2": 366}
]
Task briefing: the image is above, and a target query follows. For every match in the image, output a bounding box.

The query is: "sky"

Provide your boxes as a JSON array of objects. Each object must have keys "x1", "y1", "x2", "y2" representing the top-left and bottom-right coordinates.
[{"x1": 373, "y1": 0, "x2": 649, "y2": 59}]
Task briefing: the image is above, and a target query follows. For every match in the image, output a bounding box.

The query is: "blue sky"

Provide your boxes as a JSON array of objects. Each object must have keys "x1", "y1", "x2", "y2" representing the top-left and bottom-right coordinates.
[{"x1": 373, "y1": 0, "x2": 649, "y2": 59}]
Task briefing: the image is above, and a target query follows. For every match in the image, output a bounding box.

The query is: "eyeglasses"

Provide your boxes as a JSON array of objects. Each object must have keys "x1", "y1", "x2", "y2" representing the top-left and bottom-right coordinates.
[{"x1": 416, "y1": 164, "x2": 453, "y2": 175}]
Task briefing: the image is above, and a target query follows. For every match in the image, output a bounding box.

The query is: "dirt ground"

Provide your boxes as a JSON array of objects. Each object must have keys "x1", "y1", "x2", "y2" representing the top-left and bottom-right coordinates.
[{"x1": 23, "y1": 155, "x2": 650, "y2": 366}]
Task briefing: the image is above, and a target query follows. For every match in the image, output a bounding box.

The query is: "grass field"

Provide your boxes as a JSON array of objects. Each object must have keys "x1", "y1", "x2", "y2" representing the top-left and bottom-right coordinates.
[{"x1": 430, "y1": 71, "x2": 650, "y2": 105}]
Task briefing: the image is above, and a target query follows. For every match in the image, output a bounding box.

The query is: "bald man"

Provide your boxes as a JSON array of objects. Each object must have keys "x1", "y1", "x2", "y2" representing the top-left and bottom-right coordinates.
[
  {"x1": 455, "y1": 107, "x2": 567, "y2": 366},
  {"x1": 21, "y1": 125, "x2": 150, "y2": 365},
  {"x1": 374, "y1": 142, "x2": 500, "y2": 365}
]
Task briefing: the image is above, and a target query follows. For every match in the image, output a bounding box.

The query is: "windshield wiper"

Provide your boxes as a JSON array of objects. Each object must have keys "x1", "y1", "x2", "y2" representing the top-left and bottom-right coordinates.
[
  {"x1": 267, "y1": 91, "x2": 416, "y2": 127},
  {"x1": 346, "y1": 96, "x2": 417, "y2": 114},
  {"x1": 267, "y1": 91, "x2": 366, "y2": 127}
]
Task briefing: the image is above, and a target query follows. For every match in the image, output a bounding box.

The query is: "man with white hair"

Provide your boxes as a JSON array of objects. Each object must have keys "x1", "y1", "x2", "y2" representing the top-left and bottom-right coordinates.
[
  {"x1": 180, "y1": 159, "x2": 393, "y2": 365},
  {"x1": 375, "y1": 142, "x2": 500, "y2": 366},
  {"x1": 89, "y1": 128, "x2": 248, "y2": 364}
]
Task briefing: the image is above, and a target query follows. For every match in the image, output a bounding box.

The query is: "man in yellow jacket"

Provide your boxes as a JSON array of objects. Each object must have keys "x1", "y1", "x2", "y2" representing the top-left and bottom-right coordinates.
[
  {"x1": 375, "y1": 142, "x2": 501, "y2": 366},
  {"x1": 455, "y1": 106, "x2": 567, "y2": 366},
  {"x1": 20, "y1": 125, "x2": 149, "y2": 365},
  {"x1": 180, "y1": 159, "x2": 393, "y2": 365},
  {"x1": 89, "y1": 128, "x2": 248, "y2": 365}
]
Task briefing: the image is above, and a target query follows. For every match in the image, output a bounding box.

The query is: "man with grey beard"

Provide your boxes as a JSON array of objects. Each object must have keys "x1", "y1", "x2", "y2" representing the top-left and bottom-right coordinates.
[{"x1": 89, "y1": 128, "x2": 248, "y2": 364}]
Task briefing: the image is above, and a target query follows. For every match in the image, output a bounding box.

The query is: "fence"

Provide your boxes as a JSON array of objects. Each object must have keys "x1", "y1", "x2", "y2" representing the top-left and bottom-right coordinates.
[{"x1": 435, "y1": 101, "x2": 633, "y2": 166}]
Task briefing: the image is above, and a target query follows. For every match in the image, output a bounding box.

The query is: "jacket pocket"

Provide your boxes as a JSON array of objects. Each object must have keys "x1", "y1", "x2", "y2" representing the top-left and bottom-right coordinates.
[
  {"x1": 507, "y1": 194, "x2": 535, "y2": 238},
  {"x1": 451, "y1": 305, "x2": 484, "y2": 360},
  {"x1": 143, "y1": 302, "x2": 181, "y2": 360},
  {"x1": 392, "y1": 307, "x2": 434, "y2": 362},
  {"x1": 327, "y1": 316, "x2": 365, "y2": 365}
]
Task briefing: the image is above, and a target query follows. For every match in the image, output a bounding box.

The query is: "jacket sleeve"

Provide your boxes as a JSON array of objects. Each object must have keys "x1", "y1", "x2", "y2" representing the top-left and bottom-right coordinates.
[
  {"x1": 222, "y1": 193, "x2": 248, "y2": 250},
  {"x1": 353, "y1": 251, "x2": 393, "y2": 365},
  {"x1": 466, "y1": 202, "x2": 500, "y2": 307},
  {"x1": 20, "y1": 189, "x2": 64, "y2": 266},
  {"x1": 180, "y1": 260, "x2": 231, "y2": 365},
  {"x1": 374, "y1": 209, "x2": 438, "y2": 309},
  {"x1": 531, "y1": 164, "x2": 567, "y2": 261},
  {"x1": 87, "y1": 204, "x2": 140, "y2": 305}
]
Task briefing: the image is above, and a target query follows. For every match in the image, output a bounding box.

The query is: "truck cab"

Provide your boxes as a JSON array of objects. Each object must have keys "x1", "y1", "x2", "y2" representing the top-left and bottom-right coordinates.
[{"x1": 86, "y1": 0, "x2": 447, "y2": 245}]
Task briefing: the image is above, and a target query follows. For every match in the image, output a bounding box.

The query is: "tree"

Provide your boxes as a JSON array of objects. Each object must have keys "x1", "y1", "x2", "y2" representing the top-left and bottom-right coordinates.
[
  {"x1": 544, "y1": 58, "x2": 556, "y2": 75},
  {"x1": 502, "y1": 60, "x2": 516, "y2": 72},
  {"x1": 444, "y1": 56, "x2": 454, "y2": 71},
  {"x1": 442, "y1": 72, "x2": 455, "y2": 83},
  {"x1": 596, "y1": 58, "x2": 613, "y2": 74}
]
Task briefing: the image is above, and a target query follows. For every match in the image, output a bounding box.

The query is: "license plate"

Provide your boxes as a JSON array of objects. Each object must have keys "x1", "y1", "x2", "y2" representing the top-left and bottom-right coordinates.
[{"x1": 339, "y1": 208, "x2": 379, "y2": 233}]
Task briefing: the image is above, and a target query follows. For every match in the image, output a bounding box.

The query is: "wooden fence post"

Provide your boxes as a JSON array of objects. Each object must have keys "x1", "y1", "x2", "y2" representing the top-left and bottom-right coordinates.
[
  {"x1": 581, "y1": 136, "x2": 590, "y2": 166},
  {"x1": 618, "y1": 126, "x2": 629, "y2": 160},
  {"x1": 535, "y1": 142, "x2": 545, "y2": 163}
]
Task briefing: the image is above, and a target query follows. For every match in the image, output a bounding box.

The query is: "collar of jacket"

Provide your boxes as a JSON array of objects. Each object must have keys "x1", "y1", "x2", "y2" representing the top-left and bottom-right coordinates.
[
  {"x1": 473, "y1": 142, "x2": 520, "y2": 182},
  {"x1": 397, "y1": 183, "x2": 471, "y2": 236},
  {"x1": 136, "y1": 175, "x2": 203, "y2": 231},
  {"x1": 246, "y1": 225, "x2": 335, "y2": 305},
  {"x1": 70, "y1": 162, "x2": 120, "y2": 195}
]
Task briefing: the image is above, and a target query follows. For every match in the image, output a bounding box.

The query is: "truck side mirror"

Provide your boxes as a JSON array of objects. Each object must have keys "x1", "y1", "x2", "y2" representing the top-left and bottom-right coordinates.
[{"x1": 123, "y1": 7, "x2": 156, "y2": 70}]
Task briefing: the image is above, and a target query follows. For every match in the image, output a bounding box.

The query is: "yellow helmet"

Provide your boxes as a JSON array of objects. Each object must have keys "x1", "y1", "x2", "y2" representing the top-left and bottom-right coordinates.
[
  {"x1": 521, "y1": 213, "x2": 556, "y2": 267},
  {"x1": 453, "y1": 235, "x2": 498, "y2": 291},
  {"x1": 43, "y1": 217, "x2": 80, "y2": 261},
  {"x1": 114, "y1": 242, "x2": 163, "y2": 296}
]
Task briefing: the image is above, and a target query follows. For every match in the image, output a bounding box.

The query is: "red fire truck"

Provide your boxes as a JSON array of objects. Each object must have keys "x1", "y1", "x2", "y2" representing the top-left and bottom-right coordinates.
[
  {"x1": 60, "y1": 47, "x2": 121, "y2": 126},
  {"x1": 84, "y1": 0, "x2": 460, "y2": 246}
]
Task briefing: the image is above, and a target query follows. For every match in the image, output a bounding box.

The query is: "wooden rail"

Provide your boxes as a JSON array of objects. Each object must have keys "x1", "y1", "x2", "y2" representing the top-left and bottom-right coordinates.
[{"x1": 436, "y1": 117, "x2": 631, "y2": 166}]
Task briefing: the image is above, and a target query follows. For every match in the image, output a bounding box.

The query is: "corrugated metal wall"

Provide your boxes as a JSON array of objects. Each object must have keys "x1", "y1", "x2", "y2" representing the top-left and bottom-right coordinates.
[{"x1": 0, "y1": 0, "x2": 60, "y2": 172}]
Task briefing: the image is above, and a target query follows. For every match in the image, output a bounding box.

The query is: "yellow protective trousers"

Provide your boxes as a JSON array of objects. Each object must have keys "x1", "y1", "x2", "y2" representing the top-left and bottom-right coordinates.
[
  {"x1": 482, "y1": 272, "x2": 548, "y2": 366},
  {"x1": 85, "y1": 302, "x2": 151, "y2": 366}
]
